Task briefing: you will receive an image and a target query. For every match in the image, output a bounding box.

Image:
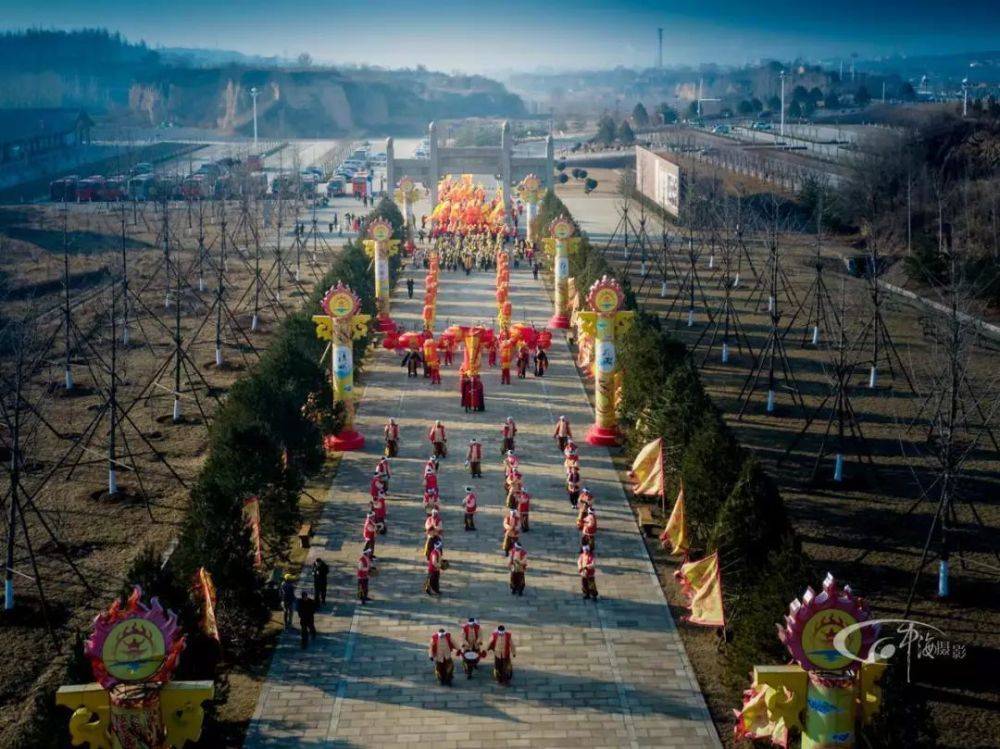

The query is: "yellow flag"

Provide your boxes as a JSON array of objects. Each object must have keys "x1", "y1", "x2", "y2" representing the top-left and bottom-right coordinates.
[
  {"x1": 675, "y1": 551, "x2": 725, "y2": 627},
  {"x1": 629, "y1": 438, "x2": 664, "y2": 496},
  {"x1": 659, "y1": 483, "x2": 689, "y2": 555}
]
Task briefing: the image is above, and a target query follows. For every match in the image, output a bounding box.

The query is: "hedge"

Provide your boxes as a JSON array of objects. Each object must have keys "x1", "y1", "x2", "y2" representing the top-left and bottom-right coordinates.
[{"x1": 114, "y1": 197, "x2": 404, "y2": 674}]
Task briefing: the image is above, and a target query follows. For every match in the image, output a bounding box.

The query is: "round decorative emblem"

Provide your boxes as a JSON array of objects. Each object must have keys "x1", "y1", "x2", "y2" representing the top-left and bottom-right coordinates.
[
  {"x1": 550, "y1": 216, "x2": 575, "y2": 240},
  {"x1": 587, "y1": 275, "x2": 624, "y2": 314},
  {"x1": 102, "y1": 618, "x2": 166, "y2": 682},
  {"x1": 321, "y1": 282, "x2": 361, "y2": 319},
  {"x1": 779, "y1": 574, "x2": 877, "y2": 672},
  {"x1": 368, "y1": 218, "x2": 393, "y2": 242},
  {"x1": 84, "y1": 587, "x2": 185, "y2": 689},
  {"x1": 518, "y1": 174, "x2": 542, "y2": 202}
]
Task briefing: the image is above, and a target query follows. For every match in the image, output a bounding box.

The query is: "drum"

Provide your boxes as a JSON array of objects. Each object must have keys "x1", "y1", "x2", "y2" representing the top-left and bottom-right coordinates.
[
  {"x1": 463, "y1": 650, "x2": 480, "y2": 662},
  {"x1": 440, "y1": 559, "x2": 451, "y2": 571},
  {"x1": 369, "y1": 566, "x2": 380, "y2": 578}
]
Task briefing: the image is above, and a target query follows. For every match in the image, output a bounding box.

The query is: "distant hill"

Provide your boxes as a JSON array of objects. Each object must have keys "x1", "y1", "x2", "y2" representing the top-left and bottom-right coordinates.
[{"x1": 0, "y1": 28, "x2": 526, "y2": 135}]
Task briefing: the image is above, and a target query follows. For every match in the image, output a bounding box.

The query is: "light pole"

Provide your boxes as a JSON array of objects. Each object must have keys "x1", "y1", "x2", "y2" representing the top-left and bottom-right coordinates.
[
  {"x1": 779, "y1": 70, "x2": 786, "y2": 137},
  {"x1": 962, "y1": 78, "x2": 969, "y2": 116},
  {"x1": 250, "y1": 86, "x2": 259, "y2": 151}
]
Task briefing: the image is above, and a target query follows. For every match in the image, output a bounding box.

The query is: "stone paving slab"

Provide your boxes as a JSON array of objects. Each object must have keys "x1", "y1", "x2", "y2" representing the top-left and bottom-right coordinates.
[{"x1": 245, "y1": 257, "x2": 720, "y2": 748}]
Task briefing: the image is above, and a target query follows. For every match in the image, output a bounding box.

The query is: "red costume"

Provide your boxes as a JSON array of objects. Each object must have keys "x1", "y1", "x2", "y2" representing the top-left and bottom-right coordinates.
[
  {"x1": 517, "y1": 491, "x2": 531, "y2": 532},
  {"x1": 463, "y1": 489, "x2": 478, "y2": 531}
]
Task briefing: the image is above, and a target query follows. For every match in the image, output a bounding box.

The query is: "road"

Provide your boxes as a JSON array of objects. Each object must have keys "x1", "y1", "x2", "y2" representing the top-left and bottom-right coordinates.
[{"x1": 244, "y1": 253, "x2": 719, "y2": 748}]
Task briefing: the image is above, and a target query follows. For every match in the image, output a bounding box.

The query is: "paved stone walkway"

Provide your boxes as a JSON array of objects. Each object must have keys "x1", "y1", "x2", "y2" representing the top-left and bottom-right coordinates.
[{"x1": 245, "y1": 258, "x2": 719, "y2": 748}]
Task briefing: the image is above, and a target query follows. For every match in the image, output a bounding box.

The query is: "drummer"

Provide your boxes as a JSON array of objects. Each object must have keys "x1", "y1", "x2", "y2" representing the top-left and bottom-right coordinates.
[
  {"x1": 508, "y1": 541, "x2": 528, "y2": 596},
  {"x1": 423, "y1": 485, "x2": 440, "y2": 514},
  {"x1": 487, "y1": 624, "x2": 516, "y2": 684},
  {"x1": 428, "y1": 627, "x2": 457, "y2": 685},
  {"x1": 362, "y1": 512, "x2": 378, "y2": 557},
  {"x1": 375, "y1": 455, "x2": 391, "y2": 492},
  {"x1": 466, "y1": 437, "x2": 483, "y2": 478},
  {"x1": 424, "y1": 508, "x2": 443, "y2": 558},
  {"x1": 505, "y1": 470, "x2": 523, "y2": 510},
  {"x1": 425, "y1": 538, "x2": 444, "y2": 597},
  {"x1": 501, "y1": 508, "x2": 520, "y2": 556},
  {"x1": 460, "y1": 617, "x2": 484, "y2": 679},
  {"x1": 423, "y1": 458, "x2": 439, "y2": 494},
  {"x1": 553, "y1": 415, "x2": 572, "y2": 451},
  {"x1": 503, "y1": 450, "x2": 519, "y2": 480},
  {"x1": 462, "y1": 487, "x2": 478, "y2": 531},
  {"x1": 579, "y1": 507, "x2": 598, "y2": 553},
  {"x1": 516, "y1": 489, "x2": 531, "y2": 532},
  {"x1": 566, "y1": 465, "x2": 581, "y2": 508},
  {"x1": 357, "y1": 547, "x2": 374, "y2": 604},
  {"x1": 501, "y1": 416, "x2": 517, "y2": 455},
  {"x1": 370, "y1": 490, "x2": 388, "y2": 535}
]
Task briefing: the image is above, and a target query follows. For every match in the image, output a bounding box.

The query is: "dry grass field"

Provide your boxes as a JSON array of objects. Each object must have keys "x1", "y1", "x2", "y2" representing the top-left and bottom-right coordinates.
[
  {"x1": 598, "y1": 209, "x2": 1000, "y2": 747},
  {"x1": 0, "y1": 199, "x2": 336, "y2": 742}
]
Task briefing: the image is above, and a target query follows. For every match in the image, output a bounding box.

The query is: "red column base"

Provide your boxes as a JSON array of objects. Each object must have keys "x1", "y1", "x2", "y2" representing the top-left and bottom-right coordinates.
[
  {"x1": 324, "y1": 430, "x2": 365, "y2": 452},
  {"x1": 586, "y1": 425, "x2": 621, "y2": 446},
  {"x1": 548, "y1": 314, "x2": 570, "y2": 329},
  {"x1": 376, "y1": 316, "x2": 396, "y2": 333}
]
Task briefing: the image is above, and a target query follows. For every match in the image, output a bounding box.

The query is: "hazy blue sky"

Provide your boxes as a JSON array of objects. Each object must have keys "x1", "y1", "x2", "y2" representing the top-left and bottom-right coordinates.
[{"x1": 2, "y1": 0, "x2": 998, "y2": 72}]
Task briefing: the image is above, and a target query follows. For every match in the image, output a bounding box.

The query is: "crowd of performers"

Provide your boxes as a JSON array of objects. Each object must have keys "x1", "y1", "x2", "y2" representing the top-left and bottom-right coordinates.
[
  {"x1": 349, "y1": 413, "x2": 603, "y2": 686},
  {"x1": 411, "y1": 232, "x2": 539, "y2": 276},
  {"x1": 391, "y1": 233, "x2": 549, "y2": 419}
]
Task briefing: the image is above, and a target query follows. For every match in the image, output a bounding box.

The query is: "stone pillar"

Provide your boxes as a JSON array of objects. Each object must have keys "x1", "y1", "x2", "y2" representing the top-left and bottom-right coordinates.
[
  {"x1": 500, "y1": 121, "x2": 513, "y2": 231},
  {"x1": 545, "y1": 134, "x2": 555, "y2": 190},
  {"x1": 428, "y1": 121, "x2": 439, "y2": 207},
  {"x1": 385, "y1": 137, "x2": 395, "y2": 197}
]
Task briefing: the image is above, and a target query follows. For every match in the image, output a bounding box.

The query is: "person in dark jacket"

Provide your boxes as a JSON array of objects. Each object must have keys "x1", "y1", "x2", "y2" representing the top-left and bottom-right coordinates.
[
  {"x1": 312, "y1": 558, "x2": 329, "y2": 605},
  {"x1": 298, "y1": 591, "x2": 317, "y2": 648},
  {"x1": 280, "y1": 575, "x2": 296, "y2": 628}
]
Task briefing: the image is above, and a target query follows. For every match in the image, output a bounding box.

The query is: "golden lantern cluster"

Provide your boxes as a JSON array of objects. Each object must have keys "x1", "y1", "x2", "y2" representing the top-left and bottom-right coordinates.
[{"x1": 429, "y1": 174, "x2": 509, "y2": 236}]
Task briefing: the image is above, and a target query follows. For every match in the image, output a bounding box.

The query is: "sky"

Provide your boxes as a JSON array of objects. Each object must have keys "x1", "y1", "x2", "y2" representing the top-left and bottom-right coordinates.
[{"x1": 2, "y1": 0, "x2": 999, "y2": 74}]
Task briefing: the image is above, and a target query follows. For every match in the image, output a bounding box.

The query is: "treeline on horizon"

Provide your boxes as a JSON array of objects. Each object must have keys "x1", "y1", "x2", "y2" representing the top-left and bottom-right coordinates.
[{"x1": 0, "y1": 28, "x2": 513, "y2": 88}]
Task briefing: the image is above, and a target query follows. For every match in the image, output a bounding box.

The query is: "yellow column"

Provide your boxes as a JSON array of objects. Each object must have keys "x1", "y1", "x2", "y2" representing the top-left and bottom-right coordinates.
[
  {"x1": 545, "y1": 216, "x2": 577, "y2": 329},
  {"x1": 580, "y1": 276, "x2": 633, "y2": 446},
  {"x1": 313, "y1": 283, "x2": 370, "y2": 451}
]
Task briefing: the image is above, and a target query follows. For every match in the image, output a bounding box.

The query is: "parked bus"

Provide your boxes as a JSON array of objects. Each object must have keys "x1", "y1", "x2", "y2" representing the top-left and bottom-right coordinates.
[
  {"x1": 75, "y1": 176, "x2": 106, "y2": 202},
  {"x1": 100, "y1": 176, "x2": 126, "y2": 202},
  {"x1": 49, "y1": 175, "x2": 79, "y2": 202},
  {"x1": 127, "y1": 173, "x2": 159, "y2": 201},
  {"x1": 327, "y1": 177, "x2": 346, "y2": 197}
]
